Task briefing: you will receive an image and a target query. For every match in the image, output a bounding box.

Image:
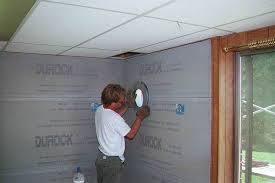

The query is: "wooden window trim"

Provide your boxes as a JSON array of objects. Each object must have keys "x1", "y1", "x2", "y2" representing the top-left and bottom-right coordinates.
[{"x1": 211, "y1": 25, "x2": 275, "y2": 183}]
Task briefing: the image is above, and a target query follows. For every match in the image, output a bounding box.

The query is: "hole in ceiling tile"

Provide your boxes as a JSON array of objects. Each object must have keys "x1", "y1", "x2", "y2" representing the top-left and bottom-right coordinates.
[{"x1": 110, "y1": 51, "x2": 143, "y2": 59}]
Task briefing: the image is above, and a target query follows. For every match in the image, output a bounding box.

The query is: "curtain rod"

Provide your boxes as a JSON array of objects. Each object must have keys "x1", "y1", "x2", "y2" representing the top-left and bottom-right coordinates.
[{"x1": 223, "y1": 37, "x2": 275, "y2": 53}]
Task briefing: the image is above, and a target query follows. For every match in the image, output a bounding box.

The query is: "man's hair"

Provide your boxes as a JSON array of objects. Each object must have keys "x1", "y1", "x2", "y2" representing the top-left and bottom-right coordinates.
[{"x1": 101, "y1": 84, "x2": 126, "y2": 106}]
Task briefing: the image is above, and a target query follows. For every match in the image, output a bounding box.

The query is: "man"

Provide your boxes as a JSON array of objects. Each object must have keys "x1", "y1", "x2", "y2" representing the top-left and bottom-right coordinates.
[{"x1": 95, "y1": 84, "x2": 150, "y2": 183}]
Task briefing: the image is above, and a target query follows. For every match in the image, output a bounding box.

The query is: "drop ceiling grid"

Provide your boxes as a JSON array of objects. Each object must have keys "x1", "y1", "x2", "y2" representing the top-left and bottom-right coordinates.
[
  {"x1": 8, "y1": 1, "x2": 136, "y2": 47},
  {"x1": 4, "y1": 0, "x2": 275, "y2": 58},
  {"x1": 6, "y1": 0, "x2": 188, "y2": 57},
  {"x1": 135, "y1": 28, "x2": 231, "y2": 53},
  {"x1": 78, "y1": 17, "x2": 206, "y2": 52},
  {"x1": 147, "y1": 0, "x2": 275, "y2": 28},
  {"x1": 5, "y1": 42, "x2": 71, "y2": 55},
  {"x1": 42, "y1": 0, "x2": 173, "y2": 15},
  {"x1": 216, "y1": 11, "x2": 275, "y2": 33},
  {"x1": 60, "y1": 47, "x2": 122, "y2": 58},
  {"x1": 57, "y1": 0, "x2": 178, "y2": 56}
]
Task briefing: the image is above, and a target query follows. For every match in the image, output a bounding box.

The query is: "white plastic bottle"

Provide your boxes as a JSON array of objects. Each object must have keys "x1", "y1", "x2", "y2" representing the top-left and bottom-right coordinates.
[{"x1": 73, "y1": 167, "x2": 85, "y2": 183}]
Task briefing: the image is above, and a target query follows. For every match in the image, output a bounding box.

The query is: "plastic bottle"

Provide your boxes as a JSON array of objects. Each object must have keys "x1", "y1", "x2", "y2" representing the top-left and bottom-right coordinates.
[{"x1": 73, "y1": 167, "x2": 85, "y2": 183}]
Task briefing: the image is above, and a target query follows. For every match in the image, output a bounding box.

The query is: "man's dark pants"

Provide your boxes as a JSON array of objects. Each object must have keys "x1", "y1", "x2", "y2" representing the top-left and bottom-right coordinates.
[{"x1": 95, "y1": 151, "x2": 124, "y2": 183}]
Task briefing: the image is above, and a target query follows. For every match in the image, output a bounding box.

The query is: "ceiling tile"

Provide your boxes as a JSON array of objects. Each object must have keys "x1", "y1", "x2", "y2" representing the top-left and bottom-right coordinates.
[
  {"x1": 217, "y1": 12, "x2": 275, "y2": 33},
  {"x1": 0, "y1": 41, "x2": 7, "y2": 50},
  {"x1": 44, "y1": 0, "x2": 172, "y2": 14},
  {"x1": 80, "y1": 17, "x2": 205, "y2": 52},
  {"x1": 148, "y1": 0, "x2": 275, "y2": 27},
  {"x1": 135, "y1": 28, "x2": 231, "y2": 53},
  {"x1": 5, "y1": 43, "x2": 70, "y2": 55},
  {"x1": 61, "y1": 47, "x2": 122, "y2": 58},
  {"x1": 11, "y1": 1, "x2": 135, "y2": 46}
]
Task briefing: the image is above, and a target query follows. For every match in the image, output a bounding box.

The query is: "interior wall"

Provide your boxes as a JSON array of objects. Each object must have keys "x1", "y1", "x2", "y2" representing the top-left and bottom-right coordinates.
[
  {"x1": 0, "y1": 52, "x2": 125, "y2": 183},
  {"x1": 123, "y1": 40, "x2": 212, "y2": 183},
  {"x1": 0, "y1": 39, "x2": 212, "y2": 183}
]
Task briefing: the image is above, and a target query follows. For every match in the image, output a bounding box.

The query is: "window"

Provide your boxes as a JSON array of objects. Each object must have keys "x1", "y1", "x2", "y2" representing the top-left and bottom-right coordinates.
[{"x1": 236, "y1": 50, "x2": 275, "y2": 183}]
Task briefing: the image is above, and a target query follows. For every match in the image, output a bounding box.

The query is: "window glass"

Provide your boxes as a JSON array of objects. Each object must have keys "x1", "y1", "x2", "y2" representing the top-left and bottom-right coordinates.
[{"x1": 237, "y1": 50, "x2": 275, "y2": 183}]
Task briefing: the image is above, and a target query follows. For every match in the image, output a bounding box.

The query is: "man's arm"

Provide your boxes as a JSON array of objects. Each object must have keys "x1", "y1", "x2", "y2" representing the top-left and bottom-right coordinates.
[
  {"x1": 125, "y1": 105, "x2": 150, "y2": 140},
  {"x1": 125, "y1": 117, "x2": 142, "y2": 140}
]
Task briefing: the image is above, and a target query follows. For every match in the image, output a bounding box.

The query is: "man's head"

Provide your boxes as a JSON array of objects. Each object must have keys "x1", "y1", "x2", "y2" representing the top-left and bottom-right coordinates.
[{"x1": 101, "y1": 84, "x2": 126, "y2": 108}]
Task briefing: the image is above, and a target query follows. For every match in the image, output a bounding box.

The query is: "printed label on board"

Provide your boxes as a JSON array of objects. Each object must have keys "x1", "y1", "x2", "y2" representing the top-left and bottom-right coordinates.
[{"x1": 176, "y1": 104, "x2": 184, "y2": 115}]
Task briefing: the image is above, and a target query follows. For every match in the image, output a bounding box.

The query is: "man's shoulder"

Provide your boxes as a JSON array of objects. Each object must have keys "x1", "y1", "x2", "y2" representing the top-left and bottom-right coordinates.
[{"x1": 104, "y1": 109, "x2": 124, "y2": 122}]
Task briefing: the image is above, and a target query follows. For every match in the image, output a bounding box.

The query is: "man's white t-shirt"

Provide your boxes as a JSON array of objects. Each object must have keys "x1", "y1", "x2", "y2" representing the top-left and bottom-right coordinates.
[{"x1": 95, "y1": 105, "x2": 131, "y2": 161}]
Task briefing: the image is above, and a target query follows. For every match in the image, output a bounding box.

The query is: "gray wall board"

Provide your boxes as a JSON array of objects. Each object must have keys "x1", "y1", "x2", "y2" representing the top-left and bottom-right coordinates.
[
  {"x1": 0, "y1": 40, "x2": 211, "y2": 183},
  {"x1": 123, "y1": 40, "x2": 211, "y2": 183},
  {"x1": 125, "y1": 40, "x2": 211, "y2": 98},
  {"x1": 0, "y1": 52, "x2": 124, "y2": 183},
  {"x1": 0, "y1": 52, "x2": 125, "y2": 98}
]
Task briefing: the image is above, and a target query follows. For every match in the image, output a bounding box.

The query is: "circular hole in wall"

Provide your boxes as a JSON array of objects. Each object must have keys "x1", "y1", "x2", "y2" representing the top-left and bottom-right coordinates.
[
  {"x1": 135, "y1": 89, "x2": 144, "y2": 107},
  {"x1": 132, "y1": 81, "x2": 149, "y2": 108}
]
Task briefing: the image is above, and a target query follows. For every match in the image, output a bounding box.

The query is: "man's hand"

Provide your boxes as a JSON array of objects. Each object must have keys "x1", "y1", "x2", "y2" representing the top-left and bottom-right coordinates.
[{"x1": 136, "y1": 105, "x2": 150, "y2": 121}]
